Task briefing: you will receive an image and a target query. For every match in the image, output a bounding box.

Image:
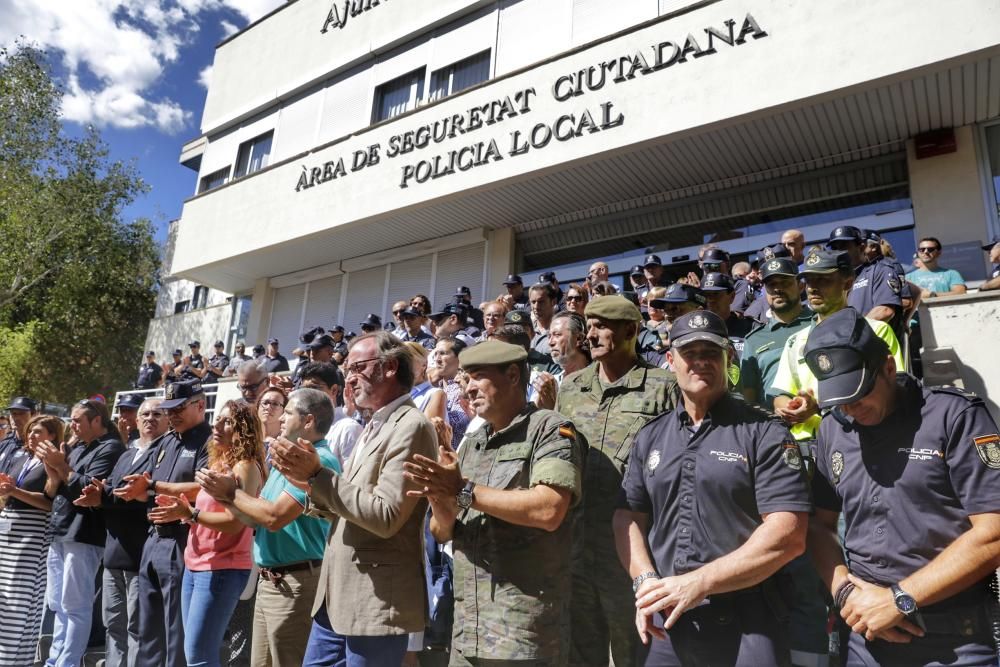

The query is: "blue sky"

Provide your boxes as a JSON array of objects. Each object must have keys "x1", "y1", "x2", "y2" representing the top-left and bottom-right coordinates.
[{"x1": 1, "y1": 0, "x2": 285, "y2": 242}]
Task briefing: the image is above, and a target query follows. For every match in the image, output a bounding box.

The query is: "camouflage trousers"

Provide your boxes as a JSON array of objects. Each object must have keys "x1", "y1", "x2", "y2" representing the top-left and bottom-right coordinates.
[{"x1": 570, "y1": 567, "x2": 639, "y2": 667}]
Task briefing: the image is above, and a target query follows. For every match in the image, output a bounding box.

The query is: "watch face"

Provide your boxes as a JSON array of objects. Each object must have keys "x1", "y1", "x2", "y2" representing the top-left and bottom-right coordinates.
[{"x1": 896, "y1": 594, "x2": 916, "y2": 614}]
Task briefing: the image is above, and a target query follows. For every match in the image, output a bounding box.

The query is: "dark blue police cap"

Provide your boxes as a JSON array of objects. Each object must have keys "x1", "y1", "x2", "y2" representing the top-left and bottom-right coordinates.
[
  {"x1": 864, "y1": 229, "x2": 882, "y2": 244},
  {"x1": 252, "y1": 344, "x2": 265, "y2": 355},
  {"x1": 760, "y1": 244, "x2": 792, "y2": 261},
  {"x1": 214, "y1": 340, "x2": 225, "y2": 348},
  {"x1": 669, "y1": 311, "x2": 729, "y2": 349},
  {"x1": 538, "y1": 271, "x2": 557, "y2": 283},
  {"x1": 307, "y1": 334, "x2": 335, "y2": 350},
  {"x1": 700, "y1": 272, "x2": 734, "y2": 292},
  {"x1": 502, "y1": 274, "x2": 523, "y2": 286},
  {"x1": 160, "y1": 379, "x2": 205, "y2": 410},
  {"x1": 643, "y1": 254, "x2": 663, "y2": 268},
  {"x1": 400, "y1": 306, "x2": 423, "y2": 318},
  {"x1": 7, "y1": 396, "x2": 37, "y2": 412},
  {"x1": 455, "y1": 285, "x2": 472, "y2": 296},
  {"x1": 116, "y1": 393, "x2": 143, "y2": 410},
  {"x1": 188, "y1": 340, "x2": 200, "y2": 348},
  {"x1": 803, "y1": 308, "x2": 890, "y2": 409},
  {"x1": 760, "y1": 257, "x2": 799, "y2": 281},
  {"x1": 299, "y1": 326, "x2": 325, "y2": 344},
  {"x1": 701, "y1": 248, "x2": 730, "y2": 265},
  {"x1": 359, "y1": 314, "x2": 381, "y2": 329},
  {"x1": 267, "y1": 337, "x2": 279, "y2": 345},
  {"x1": 828, "y1": 225, "x2": 864, "y2": 244},
  {"x1": 430, "y1": 303, "x2": 468, "y2": 322},
  {"x1": 330, "y1": 325, "x2": 345, "y2": 334},
  {"x1": 651, "y1": 283, "x2": 705, "y2": 307},
  {"x1": 800, "y1": 249, "x2": 852, "y2": 275},
  {"x1": 629, "y1": 265, "x2": 644, "y2": 277},
  {"x1": 172, "y1": 349, "x2": 183, "y2": 356},
  {"x1": 146, "y1": 350, "x2": 156, "y2": 357}
]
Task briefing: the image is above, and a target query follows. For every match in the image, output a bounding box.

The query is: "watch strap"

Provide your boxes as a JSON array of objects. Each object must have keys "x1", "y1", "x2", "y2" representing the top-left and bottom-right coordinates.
[{"x1": 632, "y1": 571, "x2": 659, "y2": 593}]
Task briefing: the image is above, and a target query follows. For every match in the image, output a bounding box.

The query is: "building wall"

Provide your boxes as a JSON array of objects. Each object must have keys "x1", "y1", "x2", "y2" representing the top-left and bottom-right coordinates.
[{"x1": 144, "y1": 303, "x2": 233, "y2": 358}]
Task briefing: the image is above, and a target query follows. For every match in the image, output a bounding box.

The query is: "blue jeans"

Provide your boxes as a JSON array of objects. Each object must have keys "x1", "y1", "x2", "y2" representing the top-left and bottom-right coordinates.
[
  {"x1": 303, "y1": 604, "x2": 409, "y2": 666},
  {"x1": 181, "y1": 569, "x2": 250, "y2": 667},
  {"x1": 45, "y1": 541, "x2": 105, "y2": 667}
]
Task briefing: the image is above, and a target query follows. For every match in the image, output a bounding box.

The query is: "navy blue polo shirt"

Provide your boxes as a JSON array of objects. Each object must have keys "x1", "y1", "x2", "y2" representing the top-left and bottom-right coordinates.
[
  {"x1": 848, "y1": 261, "x2": 902, "y2": 317},
  {"x1": 143, "y1": 421, "x2": 211, "y2": 514},
  {"x1": 622, "y1": 394, "x2": 811, "y2": 577},
  {"x1": 812, "y1": 375, "x2": 1000, "y2": 597}
]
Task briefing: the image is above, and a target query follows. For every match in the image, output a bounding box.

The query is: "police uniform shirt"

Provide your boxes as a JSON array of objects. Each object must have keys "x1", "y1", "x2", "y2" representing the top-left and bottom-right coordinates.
[
  {"x1": 731, "y1": 278, "x2": 759, "y2": 315},
  {"x1": 143, "y1": 422, "x2": 211, "y2": 516},
  {"x1": 180, "y1": 354, "x2": 205, "y2": 381},
  {"x1": 511, "y1": 293, "x2": 530, "y2": 312},
  {"x1": 879, "y1": 256, "x2": 912, "y2": 299},
  {"x1": 136, "y1": 362, "x2": 163, "y2": 389},
  {"x1": 451, "y1": 405, "x2": 583, "y2": 662},
  {"x1": 812, "y1": 376, "x2": 1000, "y2": 592},
  {"x1": 622, "y1": 394, "x2": 811, "y2": 577},
  {"x1": 740, "y1": 309, "x2": 814, "y2": 409},
  {"x1": 401, "y1": 329, "x2": 436, "y2": 351},
  {"x1": 0, "y1": 432, "x2": 23, "y2": 474},
  {"x1": 848, "y1": 260, "x2": 902, "y2": 319},
  {"x1": 742, "y1": 291, "x2": 771, "y2": 324},
  {"x1": 724, "y1": 313, "x2": 753, "y2": 359},
  {"x1": 332, "y1": 340, "x2": 349, "y2": 358},
  {"x1": 206, "y1": 353, "x2": 230, "y2": 383},
  {"x1": 262, "y1": 353, "x2": 290, "y2": 373}
]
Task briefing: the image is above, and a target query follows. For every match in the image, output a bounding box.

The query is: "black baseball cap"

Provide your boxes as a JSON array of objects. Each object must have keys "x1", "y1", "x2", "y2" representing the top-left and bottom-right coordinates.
[
  {"x1": 502, "y1": 274, "x2": 523, "y2": 286},
  {"x1": 172, "y1": 349, "x2": 182, "y2": 356},
  {"x1": 643, "y1": 254, "x2": 663, "y2": 268},
  {"x1": 307, "y1": 334, "x2": 335, "y2": 350},
  {"x1": 330, "y1": 325, "x2": 345, "y2": 334},
  {"x1": 700, "y1": 272, "x2": 735, "y2": 292},
  {"x1": 669, "y1": 311, "x2": 729, "y2": 349},
  {"x1": 252, "y1": 344, "x2": 265, "y2": 355},
  {"x1": 299, "y1": 326, "x2": 325, "y2": 345},
  {"x1": 538, "y1": 271, "x2": 557, "y2": 283},
  {"x1": 804, "y1": 308, "x2": 890, "y2": 409},
  {"x1": 759, "y1": 244, "x2": 792, "y2": 261},
  {"x1": 430, "y1": 303, "x2": 468, "y2": 322},
  {"x1": 214, "y1": 340, "x2": 225, "y2": 348},
  {"x1": 800, "y1": 249, "x2": 852, "y2": 275},
  {"x1": 701, "y1": 248, "x2": 730, "y2": 265},
  {"x1": 828, "y1": 225, "x2": 864, "y2": 244},
  {"x1": 760, "y1": 257, "x2": 799, "y2": 281},
  {"x1": 629, "y1": 265, "x2": 644, "y2": 277},
  {"x1": 400, "y1": 306, "x2": 423, "y2": 318},
  {"x1": 7, "y1": 396, "x2": 36, "y2": 412},
  {"x1": 359, "y1": 314, "x2": 382, "y2": 329},
  {"x1": 455, "y1": 286, "x2": 472, "y2": 296},
  {"x1": 116, "y1": 393, "x2": 143, "y2": 410},
  {"x1": 146, "y1": 350, "x2": 155, "y2": 357},
  {"x1": 864, "y1": 230, "x2": 882, "y2": 244},
  {"x1": 650, "y1": 283, "x2": 705, "y2": 307},
  {"x1": 160, "y1": 379, "x2": 205, "y2": 410},
  {"x1": 188, "y1": 340, "x2": 200, "y2": 348},
  {"x1": 267, "y1": 337, "x2": 279, "y2": 345}
]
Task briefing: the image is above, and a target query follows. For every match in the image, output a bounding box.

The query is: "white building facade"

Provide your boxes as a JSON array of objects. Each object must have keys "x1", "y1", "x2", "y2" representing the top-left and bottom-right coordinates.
[{"x1": 166, "y1": 0, "x2": 1000, "y2": 352}]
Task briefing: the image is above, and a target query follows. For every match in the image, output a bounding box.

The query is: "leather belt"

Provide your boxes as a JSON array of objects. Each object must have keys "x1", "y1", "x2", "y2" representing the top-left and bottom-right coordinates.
[
  {"x1": 921, "y1": 605, "x2": 989, "y2": 637},
  {"x1": 260, "y1": 559, "x2": 322, "y2": 584},
  {"x1": 151, "y1": 522, "x2": 188, "y2": 538}
]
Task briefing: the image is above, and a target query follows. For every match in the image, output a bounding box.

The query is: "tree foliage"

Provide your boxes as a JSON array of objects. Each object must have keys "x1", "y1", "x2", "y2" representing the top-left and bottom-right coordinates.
[{"x1": 0, "y1": 43, "x2": 159, "y2": 404}]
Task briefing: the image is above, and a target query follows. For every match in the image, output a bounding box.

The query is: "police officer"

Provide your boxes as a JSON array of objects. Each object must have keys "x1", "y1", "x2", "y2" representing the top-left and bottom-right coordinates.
[
  {"x1": 329, "y1": 325, "x2": 349, "y2": 362},
  {"x1": 292, "y1": 326, "x2": 325, "y2": 386},
  {"x1": 115, "y1": 379, "x2": 212, "y2": 667},
  {"x1": 700, "y1": 271, "x2": 753, "y2": 355},
  {"x1": 224, "y1": 341, "x2": 252, "y2": 377},
  {"x1": 502, "y1": 274, "x2": 530, "y2": 312},
  {"x1": 205, "y1": 339, "x2": 230, "y2": 384},
  {"x1": 978, "y1": 237, "x2": 1000, "y2": 291},
  {"x1": 803, "y1": 307, "x2": 1000, "y2": 666},
  {"x1": 744, "y1": 244, "x2": 795, "y2": 324},
  {"x1": 135, "y1": 351, "x2": 163, "y2": 389},
  {"x1": 828, "y1": 226, "x2": 902, "y2": 335},
  {"x1": 164, "y1": 349, "x2": 184, "y2": 383},
  {"x1": 740, "y1": 257, "x2": 812, "y2": 410},
  {"x1": 454, "y1": 286, "x2": 485, "y2": 330},
  {"x1": 731, "y1": 255, "x2": 762, "y2": 316},
  {"x1": 263, "y1": 337, "x2": 290, "y2": 372},
  {"x1": 643, "y1": 254, "x2": 670, "y2": 290},
  {"x1": 0, "y1": 396, "x2": 37, "y2": 473},
  {"x1": 615, "y1": 310, "x2": 811, "y2": 666},
  {"x1": 180, "y1": 340, "x2": 207, "y2": 381},
  {"x1": 359, "y1": 314, "x2": 382, "y2": 335},
  {"x1": 114, "y1": 392, "x2": 143, "y2": 443},
  {"x1": 404, "y1": 340, "x2": 584, "y2": 665},
  {"x1": 556, "y1": 295, "x2": 677, "y2": 667}
]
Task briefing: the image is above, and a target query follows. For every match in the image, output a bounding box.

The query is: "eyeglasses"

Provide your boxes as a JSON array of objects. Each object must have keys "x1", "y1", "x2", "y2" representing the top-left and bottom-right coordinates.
[
  {"x1": 344, "y1": 357, "x2": 380, "y2": 376},
  {"x1": 139, "y1": 411, "x2": 165, "y2": 419},
  {"x1": 565, "y1": 295, "x2": 584, "y2": 302},
  {"x1": 167, "y1": 401, "x2": 193, "y2": 414},
  {"x1": 259, "y1": 399, "x2": 285, "y2": 409},
  {"x1": 917, "y1": 246, "x2": 940, "y2": 254}
]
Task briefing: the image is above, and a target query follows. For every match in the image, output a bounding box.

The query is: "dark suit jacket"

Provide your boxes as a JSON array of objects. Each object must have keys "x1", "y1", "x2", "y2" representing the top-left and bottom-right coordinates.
[{"x1": 100, "y1": 437, "x2": 159, "y2": 570}]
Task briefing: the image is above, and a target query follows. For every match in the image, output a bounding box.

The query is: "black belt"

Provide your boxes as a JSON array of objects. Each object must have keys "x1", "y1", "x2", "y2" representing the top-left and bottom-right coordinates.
[
  {"x1": 151, "y1": 522, "x2": 188, "y2": 538},
  {"x1": 259, "y1": 559, "x2": 322, "y2": 584},
  {"x1": 921, "y1": 604, "x2": 989, "y2": 637}
]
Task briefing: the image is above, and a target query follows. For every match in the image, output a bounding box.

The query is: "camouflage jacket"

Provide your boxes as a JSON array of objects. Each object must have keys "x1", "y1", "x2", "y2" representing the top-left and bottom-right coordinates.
[{"x1": 451, "y1": 405, "x2": 583, "y2": 663}]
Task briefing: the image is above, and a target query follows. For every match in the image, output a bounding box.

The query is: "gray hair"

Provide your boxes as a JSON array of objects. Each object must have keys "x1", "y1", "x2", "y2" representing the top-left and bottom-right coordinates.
[
  {"x1": 289, "y1": 388, "x2": 334, "y2": 435},
  {"x1": 348, "y1": 331, "x2": 414, "y2": 390},
  {"x1": 236, "y1": 358, "x2": 268, "y2": 382}
]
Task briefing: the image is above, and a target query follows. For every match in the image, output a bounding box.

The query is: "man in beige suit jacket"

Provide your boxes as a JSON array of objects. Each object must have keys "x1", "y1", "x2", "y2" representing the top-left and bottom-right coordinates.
[{"x1": 271, "y1": 331, "x2": 437, "y2": 665}]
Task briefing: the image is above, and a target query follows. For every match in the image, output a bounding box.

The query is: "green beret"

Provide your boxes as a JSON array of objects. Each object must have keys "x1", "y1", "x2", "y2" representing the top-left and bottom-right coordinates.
[
  {"x1": 584, "y1": 295, "x2": 642, "y2": 322},
  {"x1": 459, "y1": 340, "x2": 528, "y2": 369}
]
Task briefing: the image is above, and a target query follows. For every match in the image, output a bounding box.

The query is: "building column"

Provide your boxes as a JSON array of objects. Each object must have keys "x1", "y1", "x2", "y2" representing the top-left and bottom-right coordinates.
[
  {"x1": 485, "y1": 228, "x2": 516, "y2": 297},
  {"x1": 245, "y1": 277, "x2": 274, "y2": 346}
]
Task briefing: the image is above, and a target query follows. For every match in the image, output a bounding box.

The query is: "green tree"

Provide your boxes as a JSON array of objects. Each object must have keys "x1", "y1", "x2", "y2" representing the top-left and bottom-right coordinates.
[{"x1": 0, "y1": 42, "x2": 159, "y2": 404}]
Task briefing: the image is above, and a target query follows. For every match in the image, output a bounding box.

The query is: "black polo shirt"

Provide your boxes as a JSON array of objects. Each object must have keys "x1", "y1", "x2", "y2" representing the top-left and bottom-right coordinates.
[
  {"x1": 51, "y1": 432, "x2": 126, "y2": 547},
  {"x1": 262, "y1": 354, "x2": 290, "y2": 373},
  {"x1": 622, "y1": 393, "x2": 811, "y2": 577},
  {"x1": 812, "y1": 376, "x2": 1000, "y2": 598},
  {"x1": 143, "y1": 422, "x2": 211, "y2": 515}
]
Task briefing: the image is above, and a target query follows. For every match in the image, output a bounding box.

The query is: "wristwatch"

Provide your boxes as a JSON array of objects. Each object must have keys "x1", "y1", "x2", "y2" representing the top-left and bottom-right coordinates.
[
  {"x1": 632, "y1": 571, "x2": 659, "y2": 593},
  {"x1": 890, "y1": 584, "x2": 918, "y2": 617},
  {"x1": 456, "y1": 480, "x2": 476, "y2": 511}
]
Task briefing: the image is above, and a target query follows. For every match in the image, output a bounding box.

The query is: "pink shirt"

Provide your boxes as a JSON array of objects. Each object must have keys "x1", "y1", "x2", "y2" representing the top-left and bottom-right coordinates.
[{"x1": 184, "y1": 489, "x2": 253, "y2": 571}]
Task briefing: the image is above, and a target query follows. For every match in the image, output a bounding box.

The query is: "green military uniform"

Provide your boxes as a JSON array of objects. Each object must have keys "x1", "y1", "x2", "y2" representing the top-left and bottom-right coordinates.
[
  {"x1": 557, "y1": 360, "x2": 677, "y2": 666},
  {"x1": 450, "y1": 405, "x2": 584, "y2": 666}
]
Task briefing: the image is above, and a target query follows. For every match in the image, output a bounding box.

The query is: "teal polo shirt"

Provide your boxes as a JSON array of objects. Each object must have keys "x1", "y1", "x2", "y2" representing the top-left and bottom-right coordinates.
[
  {"x1": 740, "y1": 308, "x2": 813, "y2": 410},
  {"x1": 253, "y1": 439, "x2": 341, "y2": 568}
]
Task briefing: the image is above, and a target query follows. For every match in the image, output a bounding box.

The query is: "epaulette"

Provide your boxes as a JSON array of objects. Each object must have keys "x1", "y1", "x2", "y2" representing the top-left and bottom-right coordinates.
[{"x1": 928, "y1": 384, "x2": 982, "y2": 404}]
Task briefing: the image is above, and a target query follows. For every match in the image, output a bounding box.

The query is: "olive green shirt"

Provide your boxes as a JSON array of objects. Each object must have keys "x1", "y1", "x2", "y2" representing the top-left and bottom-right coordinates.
[{"x1": 451, "y1": 405, "x2": 584, "y2": 664}]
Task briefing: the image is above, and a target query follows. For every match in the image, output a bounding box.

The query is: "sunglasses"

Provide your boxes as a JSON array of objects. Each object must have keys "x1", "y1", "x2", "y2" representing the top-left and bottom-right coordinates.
[{"x1": 917, "y1": 246, "x2": 940, "y2": 253}]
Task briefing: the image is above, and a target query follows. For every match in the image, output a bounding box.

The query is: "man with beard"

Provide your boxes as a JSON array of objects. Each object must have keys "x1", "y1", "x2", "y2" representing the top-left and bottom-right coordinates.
[{"x1": 532, "y1": 310, "x2": 591, "y2": 410}]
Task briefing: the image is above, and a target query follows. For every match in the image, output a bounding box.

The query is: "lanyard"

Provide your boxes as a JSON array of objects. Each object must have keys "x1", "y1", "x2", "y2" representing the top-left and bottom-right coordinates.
[{"x1": 16, "y1": 457, "x2": 40, "y2": 487}]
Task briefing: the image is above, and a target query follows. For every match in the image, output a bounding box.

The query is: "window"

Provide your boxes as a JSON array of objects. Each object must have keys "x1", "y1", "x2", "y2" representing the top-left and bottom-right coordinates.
[
  {"x1": 174, "y1": 300, "x2": 190, "y2": 314},
  {"x1": 372, "y1": 68, "x2": 425, "y2": 123},
  {"x1": 429, "y1": 50, "x2": 491, "y2": 102},
  {"x1": 234, "y1": 131, "x2": 273, "y2": 178},
  {"x1": 198, "y1": 167, "x2": 229, "y2": 194},
  {"x1": 192, "y1": 285, "x2": 209, "y2": 309}
]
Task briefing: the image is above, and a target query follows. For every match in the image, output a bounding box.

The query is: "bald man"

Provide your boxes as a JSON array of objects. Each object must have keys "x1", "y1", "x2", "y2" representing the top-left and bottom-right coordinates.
[{"x1": 781, "y1": 229, "x2": 806, "y2": 265}]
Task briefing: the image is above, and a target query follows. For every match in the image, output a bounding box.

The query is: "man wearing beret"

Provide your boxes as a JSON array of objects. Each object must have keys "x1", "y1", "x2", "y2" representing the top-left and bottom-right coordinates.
[
  {"x1": 405, "y1": 340, "x2": 585, "y2": 665},
  {"x1": 556, "y1": 295, "x2": 678, "y2": 666}
]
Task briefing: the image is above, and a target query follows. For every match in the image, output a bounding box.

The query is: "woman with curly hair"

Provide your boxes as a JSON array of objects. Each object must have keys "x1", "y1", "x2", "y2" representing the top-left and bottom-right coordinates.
[
  {"x1": 150, "y1": 400, "x2": 264, "y2": 667},
  {"x1": 0, "y1": 414, "x2": 64, "y2": 666}
]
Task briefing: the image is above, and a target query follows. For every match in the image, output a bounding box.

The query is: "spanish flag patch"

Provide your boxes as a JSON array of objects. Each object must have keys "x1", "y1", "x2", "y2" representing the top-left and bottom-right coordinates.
[{"x1": 559, "y1": 425, "x2": 575, "y2": 439}]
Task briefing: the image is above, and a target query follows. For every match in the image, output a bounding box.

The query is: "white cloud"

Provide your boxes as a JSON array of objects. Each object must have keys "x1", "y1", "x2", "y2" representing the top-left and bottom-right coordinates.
[
  {"x1": 198, "y1": 64, "x2": 213, "y2": 89},
  {"x1": 0, "y1": 0, "x2": 285, "y2": 134}
]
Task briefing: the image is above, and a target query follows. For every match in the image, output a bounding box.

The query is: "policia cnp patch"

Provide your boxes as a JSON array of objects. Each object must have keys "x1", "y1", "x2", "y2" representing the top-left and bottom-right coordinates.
[{"x1": 973, "y1": 434, "x2": 1000, "y2": 469}]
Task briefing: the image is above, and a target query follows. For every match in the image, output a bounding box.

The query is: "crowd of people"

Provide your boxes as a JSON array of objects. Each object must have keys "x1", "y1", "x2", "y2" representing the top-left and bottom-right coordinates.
[{"x1": 0, "y1": 227, "x2": 998, "y2": 667}]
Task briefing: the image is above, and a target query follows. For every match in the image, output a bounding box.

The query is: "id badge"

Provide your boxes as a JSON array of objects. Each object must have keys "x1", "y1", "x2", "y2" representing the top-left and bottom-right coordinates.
[{"x1": 0, "y1": 520, "x2": 12, "y2": 534}]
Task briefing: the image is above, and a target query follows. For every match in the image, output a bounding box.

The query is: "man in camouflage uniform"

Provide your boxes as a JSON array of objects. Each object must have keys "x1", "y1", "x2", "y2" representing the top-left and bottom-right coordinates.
[
  {"x1": 556, "y1": 295, "x2": 678, "y2": 666},
  {"x1": 405, "y1": 340, "x2": 585, "y2": 666}
]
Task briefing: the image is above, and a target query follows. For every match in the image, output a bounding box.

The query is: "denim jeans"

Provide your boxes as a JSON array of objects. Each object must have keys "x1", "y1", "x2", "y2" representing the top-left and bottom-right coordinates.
[
  {"x1": 45, "y1": 541, "x2": 104, "y2": 667},
  {"x1": 180, "y1": 568, "x2": 250, "y2": 667},
  {"x1": 303, "y1": 604, "x2": 409, "y2": 667}
]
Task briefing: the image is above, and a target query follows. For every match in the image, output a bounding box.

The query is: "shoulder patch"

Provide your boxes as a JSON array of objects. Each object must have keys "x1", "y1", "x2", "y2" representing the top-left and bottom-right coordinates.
[
  {"x1": 973, "y1": 434, "x2": 1000, "y2": 469},
  {"x1": 782, "y1": 441, "x2": 803, "y2": 471},
  {"x1": 887, "y1": 276, "x2": 901, "y2": 294}
]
